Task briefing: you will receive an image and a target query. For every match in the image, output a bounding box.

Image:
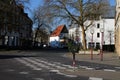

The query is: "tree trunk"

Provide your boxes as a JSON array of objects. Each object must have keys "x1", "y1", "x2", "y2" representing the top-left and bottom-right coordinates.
[{"x1": 81, "y1": 26, "x2": 87, "y2": 50}]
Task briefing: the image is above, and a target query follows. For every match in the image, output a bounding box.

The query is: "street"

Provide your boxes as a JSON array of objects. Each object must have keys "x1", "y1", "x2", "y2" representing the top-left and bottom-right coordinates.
[
  {"x1": 0, "y1": 0, "x2": 118, "y2": 80},
  {"x1": 0, "y1": 48, "x2": 120, "y2": 80}
]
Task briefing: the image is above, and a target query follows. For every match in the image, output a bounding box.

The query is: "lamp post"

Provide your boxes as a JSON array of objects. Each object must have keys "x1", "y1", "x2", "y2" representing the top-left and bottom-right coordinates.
[
  {"x1": 75, "y1": 27, "x2": 80, "y2": 42},
  {"x1": 90, "y1": 29, "x2": 94, "y2": 60},
  {"x1": 108, "y1": 30, "x2": 112, "y2": 51},
  {"x1": 100, "y1": 28, "x2": 104, "y2": 61},
  {"x1": 108, "y1": 30, "x2": 112, "y2": 45}
]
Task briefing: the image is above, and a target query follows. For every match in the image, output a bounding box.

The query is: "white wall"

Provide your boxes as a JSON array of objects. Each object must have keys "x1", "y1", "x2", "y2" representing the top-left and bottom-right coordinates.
[
  {"x1": 49, "y1": 36, "x2": 60, "y2": 47},
  {"x1": 69, "y1": 18, "x2": 115, "y2": 49},
  {"x1": 104, "y1": 19, "x2": 115, "y2": 45},
  {"x1": 86, "y1": 18, "x2": 115, "y2": 48},
  {"x1": 49, "y1": 36, "x2": 59, "y2": 42}
]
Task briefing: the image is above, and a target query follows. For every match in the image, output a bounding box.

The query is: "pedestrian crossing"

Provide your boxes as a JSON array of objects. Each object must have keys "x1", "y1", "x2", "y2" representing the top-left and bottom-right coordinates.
[
  {"x1": 16, "y1": 57, "x2": 118, "y2": 73},
  {"x1": 15, "y1": 57, "x2": 104, "y2": 79},
  {"x1": 16, "y1": 57, "x2": 75, "y2": 70},
  {"x1": 16, "y1": 58, "x2": 42, "y2": 70},
  {"x1": 15, "y1": 57, "x2": 78, "y2": 78}
]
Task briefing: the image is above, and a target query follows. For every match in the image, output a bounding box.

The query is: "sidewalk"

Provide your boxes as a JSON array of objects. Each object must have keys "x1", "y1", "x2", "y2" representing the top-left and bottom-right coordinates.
[
  {"x1": 62, "y1": 51, "x2": 120, "y2": 80},
  {"x1": 64, "y1": 51, "x2": 120, "y2": 66},
  {"x1": 60, "y1": 68, "x2": 120, "y2": 80}
]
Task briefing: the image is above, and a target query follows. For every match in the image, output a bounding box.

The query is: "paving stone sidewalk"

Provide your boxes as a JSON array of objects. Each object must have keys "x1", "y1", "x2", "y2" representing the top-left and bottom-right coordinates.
[
  {"x1": 64, "y1": 51, "x2": 120, "y2": 66},
  {"x1": 63, "y1": 52, "x2": 120, "y2": 80},
  {"x1": 60, "y1": 68, "x2": 120, "y2": 80}
]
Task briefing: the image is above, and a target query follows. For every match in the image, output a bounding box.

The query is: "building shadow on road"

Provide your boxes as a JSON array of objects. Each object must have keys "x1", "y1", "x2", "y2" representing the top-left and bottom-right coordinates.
[
  {"x1": 0, "y1": 55, "x2": 37, "y2": 59},
  {"x1": 0, "y1": 47, "x2": 69, "y2": 59}
]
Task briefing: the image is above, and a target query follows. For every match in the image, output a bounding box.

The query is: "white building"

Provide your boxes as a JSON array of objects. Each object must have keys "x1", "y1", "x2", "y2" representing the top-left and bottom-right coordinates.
[
  {"x1": 49, "y1": 25, "x2": 68, "y2": 48},
  {"x1": 69, "y1": 17, "x2": 115, "y2": 50}
]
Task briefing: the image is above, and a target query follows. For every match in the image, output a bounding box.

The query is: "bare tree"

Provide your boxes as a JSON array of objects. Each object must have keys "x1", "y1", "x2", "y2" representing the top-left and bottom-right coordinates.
[
  {"x1": 42, "y1": 0, "x2": 110, "y2": 50},
  {"x1": 32, "y1": 6, "x2": 51, "y2": 46}
]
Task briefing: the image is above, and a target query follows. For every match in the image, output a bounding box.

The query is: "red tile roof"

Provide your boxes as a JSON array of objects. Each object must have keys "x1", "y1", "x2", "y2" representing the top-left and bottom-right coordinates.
[{"x1": 50, "y1": 25, "x2": 65, "y2": 37}]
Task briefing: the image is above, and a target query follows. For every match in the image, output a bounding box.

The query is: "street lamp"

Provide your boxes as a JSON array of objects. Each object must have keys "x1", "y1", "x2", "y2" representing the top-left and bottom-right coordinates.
[
  {"x1": 90, "y1": 28, "x2": 94, "y2": 60},
  {"x1": 100, "y1": 28, "x2": 104, "y2": 61},
  {"x1": 108, "y1": 30, "x2": 112, "y2": 52},
  {"x1": 108, "y1": 30, "x2": 112, "y2": 45},
  {"x1": 75, "y1": 28, "x2": 80, "y2": 42}
]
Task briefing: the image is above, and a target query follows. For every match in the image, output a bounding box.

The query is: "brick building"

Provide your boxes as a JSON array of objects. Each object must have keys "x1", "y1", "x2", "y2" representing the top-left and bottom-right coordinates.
[{"x1": 0, "y1": 0, "x2": 33, "y2": 48}]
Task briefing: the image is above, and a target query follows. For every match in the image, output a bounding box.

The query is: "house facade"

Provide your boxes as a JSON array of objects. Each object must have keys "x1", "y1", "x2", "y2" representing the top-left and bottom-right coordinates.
[
  {"x1": 0, "y1": 0, "x2": 33, "y2": 48},
  {"x1": 69, "y1": 17, "x2": 115, "y2": 50},
  {"x1": 49, "y1": 25, "x2": 68, "y2": 48},
  {"x1": 115, "y1": 0, "x2": 120, "y2": 57}
]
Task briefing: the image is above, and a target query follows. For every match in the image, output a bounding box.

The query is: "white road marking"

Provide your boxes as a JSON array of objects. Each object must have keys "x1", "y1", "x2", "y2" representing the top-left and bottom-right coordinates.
[
  {"x1": 56, "y1": 71, "x2": 77, "y2": 77},
  {"x1": 89, "y1": 77, "x2": 103, "y2": 80},
  {"x1": 15, "y1": 58, "x2": 42, "y2": 70},
  {"x1": 34, "y1": 78, "x2": 44, "y2": 80},
  {"x1": 16, "y1": 58, "x2": 67, "y2": 70},
  {"x1": 86, "y1": 67, "x2": 94, "y2": 70},
  {"x1": 16, "y1": 57, "x2": 78, "y2": 78},
  {"x1": 79, "y1": 66, "x2": 88, "y2": 69},
  {"x1": 50, "y1": 70, "x2": 77, "y2": 77},
  {"x1": 50, "y1": 69, "x2": 60, "y2": 73},
  {"x1": 23, "y1": 58, "x2": 52, "y2": 69},
  {"x1": 31, "y1": 58, "x2": 68, "y2": 69},
  {"x1": 19, "y1": 71, "x2": 29, "y2": 74},
  {"x1": 103, "y1": 69, "x2": 116, "y2": 72},
  {"x1": 115, "y1": 67, "x2": 120, "y2": 69},
  {"x1": 79, "y1": 66, "x2": 95, "y2": 70},
  {"x1": 43, "y1": 58, "x2": 74, "y2": 69},
  {"x1": 53, "y1": 62, "x2": 73, "y2": 68},
  {"x1": 16, "y1": 57, "x2": 77, "y2": 75}
]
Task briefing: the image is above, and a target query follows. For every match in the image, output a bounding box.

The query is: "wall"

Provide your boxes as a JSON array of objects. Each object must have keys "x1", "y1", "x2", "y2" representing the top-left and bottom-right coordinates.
[
  {"x1": 115, "y1": 0, "x2": 120, "y2": 56},
  {"x1": 0, "y1": 0, "x2": 33, "y2": 48},
  {"x1": 69, "y1": 18, "x2": 115, "y2": 50}
]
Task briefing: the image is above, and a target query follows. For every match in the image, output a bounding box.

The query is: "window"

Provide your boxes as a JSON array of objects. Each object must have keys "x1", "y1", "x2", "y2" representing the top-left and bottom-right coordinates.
[
  {"x1": 88, "y1": 42, "x2": 94, "y2": 49},
  {"x1": 97, "y1": 23, "x2": 100, "y2": 28},
  {"x1": 97, "y1": 33, "x2": 100, "y2": 38},
  {"x1": 96, "y1": 42, "x2": 100, "y2": 49}
]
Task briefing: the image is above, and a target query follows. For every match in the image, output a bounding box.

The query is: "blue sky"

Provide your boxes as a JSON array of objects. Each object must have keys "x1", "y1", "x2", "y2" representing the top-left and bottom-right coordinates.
[
  {"x1": 24, "y1": 0, "x2": 43, "y2": 18},
  {"x1": 29, "y1": 0, "x2": 43, "y2": 10},
  {"x1": 25, "y1": 0, "x2": 116, "y2": 19},
  {"x1": 25, "y1": 0, "x2": 116, "y2": 29},
  {"x1": 110, "y1": 0, "x2": 115, "y2": 6},
  {"x1": 24, "y1": 0, "x2": 116, "y2": 29},
  {"x1": 25, "y1": 0, "x2": 116, "y2": 28}
]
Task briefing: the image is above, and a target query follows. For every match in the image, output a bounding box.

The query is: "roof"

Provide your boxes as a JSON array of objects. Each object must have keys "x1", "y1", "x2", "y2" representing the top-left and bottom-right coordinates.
[
  {"x1": 50, "y1": 25, "x2": 66, "y2": 37},
  {"x1": 102, "y1": 6, "x2": 115, "y2": 18}
]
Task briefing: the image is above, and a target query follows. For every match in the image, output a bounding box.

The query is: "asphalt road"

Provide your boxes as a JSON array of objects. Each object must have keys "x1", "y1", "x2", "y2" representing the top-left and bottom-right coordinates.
[
  {"x1": 0, "y1": 49, "x2": 89, "y2": 80},
  {"x1": 0, "y1": 48, "x2": 119, "y2": 80}
]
